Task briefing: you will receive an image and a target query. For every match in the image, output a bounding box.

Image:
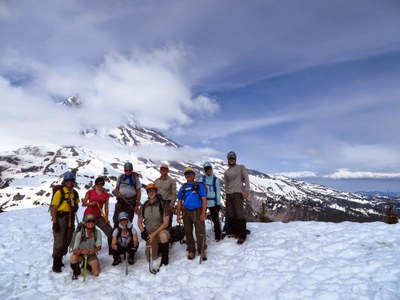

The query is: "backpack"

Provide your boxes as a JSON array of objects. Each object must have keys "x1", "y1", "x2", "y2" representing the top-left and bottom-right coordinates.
[
  {"x1": 201, "y1": 175, "x2": 218, "y2": 205},
  {"x1": 116, "y1": 224, "x2": 134, "y2": 240},
  {"x1": 69, "y1": 222, "x2": 98, "y2": 253},
  {"x1": 116, "y1": 172, "x2": 139, "y2": 190},
  {"x1": 169, "y1": 224, "x2": 185, "y2": 245},
  {"x1": 141, "y1": 194, "x2": 165, "y2": 220},
  {"x1": 48, "y1": 184, "x2": 79, "y2": 214},
  {"x1": 181, "y1": 182, "x2": 206, "y2": 208}
]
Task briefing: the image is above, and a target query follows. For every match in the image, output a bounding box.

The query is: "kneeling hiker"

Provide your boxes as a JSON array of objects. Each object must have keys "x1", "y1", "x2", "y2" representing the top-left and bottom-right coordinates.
[
  {"x1": 111, "y1": 212, "x2": 139, "y2": 266},
  {"x1": 138, "y1": 184, "x2": 170, "y2": 267},
  {"x1": 70, "y1": 214, "x2": 102, "y2": 280}
]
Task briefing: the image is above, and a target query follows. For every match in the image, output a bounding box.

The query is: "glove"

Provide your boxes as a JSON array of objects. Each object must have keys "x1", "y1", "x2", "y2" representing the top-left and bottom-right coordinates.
[
  {"x1": 141, "y1": 229, "x2": 149, "y2": 241},
  {"x1": 52, "y1": 222, "x2": 60, "y2": 232}
]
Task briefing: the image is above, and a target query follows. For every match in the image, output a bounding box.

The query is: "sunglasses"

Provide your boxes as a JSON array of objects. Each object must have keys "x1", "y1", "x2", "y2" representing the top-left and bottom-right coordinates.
[
  {"x1": 124, "y1": 169, "x2": 133, "y2": 172},
  {"x1": 96, "y1": 182, "x2": 105, "y2": 186},
  {"x1": 160, "y1": 167, "x2": 168, "y2": 171},
  {"x1": 86, "y1": 220, "x2": 95, "y2": 223},
  {"x1": 228, "y1": 158, "x2": 236, "y2": 161},
  {"x1": 184, "y1": 172, "x2": 195, "y2": 176}
]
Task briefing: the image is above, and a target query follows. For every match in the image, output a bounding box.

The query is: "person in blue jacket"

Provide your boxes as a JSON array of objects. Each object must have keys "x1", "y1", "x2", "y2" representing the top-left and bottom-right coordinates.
[
  {"x1": 200, "y1": 162, "x2": 222, "y2": 242},
  {"x1": 177, "y1": 167, "x2": 207, "y2": 261}
]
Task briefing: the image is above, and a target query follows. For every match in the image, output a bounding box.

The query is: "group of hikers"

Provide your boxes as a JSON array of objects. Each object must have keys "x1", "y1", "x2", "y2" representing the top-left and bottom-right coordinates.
[{"x1": 50, "y1": 151, "x2": 250, "y2": 280}]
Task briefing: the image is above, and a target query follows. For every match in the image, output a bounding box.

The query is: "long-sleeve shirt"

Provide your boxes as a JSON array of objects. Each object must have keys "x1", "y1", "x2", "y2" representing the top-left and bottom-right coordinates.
[
  {"x1": 224, "y1": 164, "x2": 250, "y2": 194},
  {"x1": 154, "y1": 175, "x2": 177, "y2": 207}
]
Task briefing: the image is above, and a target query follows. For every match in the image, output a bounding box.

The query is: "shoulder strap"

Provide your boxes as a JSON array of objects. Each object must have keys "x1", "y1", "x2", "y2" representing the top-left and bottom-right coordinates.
[
  {"x1": 117, "y1": 226, "x2": 133, "y2": 239},
  {"x1": 212, "y1": 176, "x2": 217, "y2": 192},
  {"x1": 54, "y1": 188, "x2": 66, "y2": 210},
  {"x1": 116, "y1": 175, "x2": 123, "y2": 190},
  {"x1": 142, "y1": 200, "x2": 149, "y2": 219}
]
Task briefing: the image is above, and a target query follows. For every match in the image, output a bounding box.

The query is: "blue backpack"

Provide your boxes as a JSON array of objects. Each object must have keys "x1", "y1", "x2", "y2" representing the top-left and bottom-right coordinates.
[{"x1": 201, "y1": 175, "x2": 218, "y2": 205}]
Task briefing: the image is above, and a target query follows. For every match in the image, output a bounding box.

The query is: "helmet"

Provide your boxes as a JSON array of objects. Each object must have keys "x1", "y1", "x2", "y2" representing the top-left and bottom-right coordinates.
[
  {"x1": 124, "y1": 162, "x2": 133, "y2": 170},
  {"x1": 145, "y1": 183, "x2": 158, "y2": 192},
  {"x1": 184, "y1": 167, "x2": 195, "y2": 175},
  {"x1": 203, "y1": 162, "x2": 212, "y2": 169},
  {"x1": 118, "y1": 211, "x2": 129, "y2": 221},
  {"x1": 227, "y1": 151, "x2": 237, "y2": 159},
  {"x1": 63, "y1": 171, "x2": 75, "y2": 181},
  {"x1": 83, "y1": 214, "x2": 95, "y2": 223}
]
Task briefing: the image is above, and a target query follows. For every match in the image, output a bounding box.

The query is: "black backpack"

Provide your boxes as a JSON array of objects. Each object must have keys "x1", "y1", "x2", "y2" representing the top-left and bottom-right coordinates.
[
  {"x1": 169, "y1": 225, "x2": 185, "y2": 245},
  {"x1": 69, "y1": 222, "x2": 98, "y2": 253}
]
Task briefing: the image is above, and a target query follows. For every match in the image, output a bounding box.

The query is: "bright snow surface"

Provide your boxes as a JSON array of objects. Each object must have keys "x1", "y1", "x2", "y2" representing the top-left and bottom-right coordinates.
[{"x1": 1, "y1": 205, "x2": 400, "y2": 300}]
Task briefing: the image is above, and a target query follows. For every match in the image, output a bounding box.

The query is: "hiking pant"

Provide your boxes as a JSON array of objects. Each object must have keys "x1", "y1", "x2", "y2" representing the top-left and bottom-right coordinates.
[
  {"x1": 95, "y1": 215, "x2": 113, "y2": 253},
  {"x1": 52, "y1": 213, "x2": 75, "y2": 258},
  {"x1": 114, "y1": 240, "x2": 136, "y2": 258},
  {"x1": 183, "y1": 208, "x2": 207, "y2": 253},
  {"x1": 226, "y1": 193, "x2": 247, "y2": 240},
  {"x1": 95, "y1": 216, "x2": 113, "y2": 238},
  {"x1": 113, "y1": 199, "x2": 137, "y2": 227},
  {"x1": 164, "y1": 200, "x2": 173, "y2": 229},
  {"x1": 208, "y1": 205, "x2": 222, "y2": 240}
]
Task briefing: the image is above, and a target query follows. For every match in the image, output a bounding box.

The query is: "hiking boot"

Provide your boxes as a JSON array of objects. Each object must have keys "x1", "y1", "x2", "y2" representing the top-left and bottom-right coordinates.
[
  {"x1": 70, "y1": 263, "x2": 81, "y2": 279},
  {"x1": 160, "y1": 243, "x2": 169, "y2": 266},
  {"x1": 128, "y1": 253, "x2": 135, "y2": 265},
  {"x1": 52, "y1": 257, "x2": 62, "y2": 273},
  {"x1": 187, "y1": 251, "x2": 195, "y2": 260},
  {"x1": 112, "y1": 257, "x2": 122, "y2": 266},
  {"x1": 237, "y1": 238, "x2": 246, "y2": 245},
  {"x1": 199, "y1": 251, "x2": 207, "y2": 261}
]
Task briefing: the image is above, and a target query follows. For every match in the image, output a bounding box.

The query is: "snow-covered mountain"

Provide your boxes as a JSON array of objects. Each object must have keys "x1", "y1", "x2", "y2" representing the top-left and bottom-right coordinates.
[{"x1": 0, "y1": 98, "x2": 397, "y2": 221}]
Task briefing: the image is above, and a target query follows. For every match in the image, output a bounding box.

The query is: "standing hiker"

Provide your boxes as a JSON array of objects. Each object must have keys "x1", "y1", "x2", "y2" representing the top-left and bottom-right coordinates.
[
  {"x1": 82, "y1": 176, "x2": 113, "y2": 254},
  {"x1": 50, "y1": 171, "x2": 80, "y2": 273},
  {"x1": 138, "y1": 184, "x2": 170, "y2": 267},
  {"x1": 154, "y1": 163, "x2": 177, "y2": 229},
  {"x1": 113, "y1": 162, "x2": 142, "y2": 227},
  {"x1": 111, "y1": 211, "x2": 139, "y2": 266},
  {"x1": 176, "y1": 167, "x2": 207, "y2": 260},
  {"x1": 70, "y1": 214, "x2": 102, "y2": 280},
  {"x1": 223, "y1": 151, "x2": 250, "y2": 245},
  {"x1": 200, "y1": 162, "x2": 222, "y2": 242}
]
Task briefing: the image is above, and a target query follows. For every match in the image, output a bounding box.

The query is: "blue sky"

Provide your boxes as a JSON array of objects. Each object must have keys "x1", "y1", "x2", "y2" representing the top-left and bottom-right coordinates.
[{"x1": 0, "y1": 0, "x2": 400, "y2": 192}]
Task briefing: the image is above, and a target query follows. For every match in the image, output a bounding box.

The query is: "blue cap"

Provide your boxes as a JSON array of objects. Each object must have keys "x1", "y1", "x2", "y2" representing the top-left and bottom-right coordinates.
[{"x1": 203, "y1": 162, "x2": 212, "y2": 168}]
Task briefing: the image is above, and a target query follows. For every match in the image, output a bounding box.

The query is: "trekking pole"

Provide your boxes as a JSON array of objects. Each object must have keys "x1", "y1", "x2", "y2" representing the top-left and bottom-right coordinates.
[
  {"x1": 125, "y1": 251, "x2": 128, "y2": 276},
  {"x1": 121, "y1": 197, "x2": 138, "y2": 215},
  {"x1": 199, "y1": 233, "x2": 207, "y2": 265},
  {"x1": 83, "y1": 254, "x2": 88, "y2": 282},
  {"x1": 95, "y1": 202, "x2": 109, "y2": 224}
]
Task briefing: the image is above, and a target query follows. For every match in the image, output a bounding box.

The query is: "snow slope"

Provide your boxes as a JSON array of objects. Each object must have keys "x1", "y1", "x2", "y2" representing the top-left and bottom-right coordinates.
[{"x1": 1, "y1": 206, "x2": 400, "y2": 300}]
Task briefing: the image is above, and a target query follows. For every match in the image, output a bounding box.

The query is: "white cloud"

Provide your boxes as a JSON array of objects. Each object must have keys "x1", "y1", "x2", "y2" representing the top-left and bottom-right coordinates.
[
  {"x1": 0, "y1": 47, "x2": 221, "y2": 149},
  {"x1": 325, "y1": 169, "x2": 400, "y2": 180},
  {"x1": 274, "y1": 171, "x2": 318, "y2": 178}
]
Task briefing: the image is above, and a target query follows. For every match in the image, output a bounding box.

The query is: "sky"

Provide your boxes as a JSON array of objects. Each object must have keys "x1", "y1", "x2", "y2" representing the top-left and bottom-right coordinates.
[
  {"x1": 1, "y1": 0, "x2": 400, "y2": 191},
  {"x1": 2, "y1": 206, "x2": 400, "y2": 299}
]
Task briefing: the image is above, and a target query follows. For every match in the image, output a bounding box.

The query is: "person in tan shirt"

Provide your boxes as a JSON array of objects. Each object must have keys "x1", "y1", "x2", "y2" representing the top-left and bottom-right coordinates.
[{"x1": 154, "y1": 163, "x2": 177, "y2": 229}]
